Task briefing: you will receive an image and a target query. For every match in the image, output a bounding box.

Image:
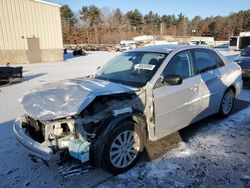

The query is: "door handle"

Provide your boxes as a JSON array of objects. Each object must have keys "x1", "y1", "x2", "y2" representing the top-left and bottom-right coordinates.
[
  {"x1": 216, "y1": 75, "x2": 223, "y2": 79},
  {"x1": 190, "y1": 85, "x2": 198, "y2": 90}
]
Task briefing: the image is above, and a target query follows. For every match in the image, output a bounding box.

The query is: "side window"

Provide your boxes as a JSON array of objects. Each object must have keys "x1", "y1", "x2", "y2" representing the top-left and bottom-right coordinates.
[
  {"x1": 163, "y1": 50, "x2": 194, "y2": 79},
  {"x1": 210, "y1": 51, "x2": 224, "y2": 68},
  {"x1": 194, "y1": 50, "x2": 218, "y2": 73}
]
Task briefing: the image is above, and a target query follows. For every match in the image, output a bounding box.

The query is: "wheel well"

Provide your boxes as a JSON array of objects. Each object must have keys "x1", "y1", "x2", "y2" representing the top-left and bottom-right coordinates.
[
  {"x1": 99, "y1": 114, "x2": 148, "y2": 138},
  {"x1": 92, "y1": 114, "x2": 147, "y2": 167},
  {"x1": 132, "y1": 115, "x2": 148, "y2": 141},
  {"x1": 228, "y1": 85, "x2": 236, "y2": 95}
]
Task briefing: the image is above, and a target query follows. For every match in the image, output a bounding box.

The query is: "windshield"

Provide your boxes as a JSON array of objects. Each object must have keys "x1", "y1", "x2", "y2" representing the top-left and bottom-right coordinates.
[{"x1": 95, "y1": 51, "x2": 168, "y2": 87}]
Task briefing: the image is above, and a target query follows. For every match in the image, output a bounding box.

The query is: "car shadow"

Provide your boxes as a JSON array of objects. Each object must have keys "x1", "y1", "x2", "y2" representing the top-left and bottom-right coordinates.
[
  {"x1": 142, "y1": 132, "x2": 182, "y2": 162},
  {"x1": 0, "y1": 119, "x2": 16, "y2": 142},
  {"x1": 23, "y1": 73, "x2": 47, "y2": 81},
  {"x1": 179, "y1": 99, "x2": 250, "y2": 142},
  {"x1": 243, "y1": 78, "x2": 250, "y2": 89},
  {"x1": 0, "y1": 73, "x2": 47, "y2": 87}
]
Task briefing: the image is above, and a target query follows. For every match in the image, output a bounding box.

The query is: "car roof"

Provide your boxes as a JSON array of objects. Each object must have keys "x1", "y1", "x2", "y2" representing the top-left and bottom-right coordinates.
[{"x1": 129, "y1": 44, "x2": 210, "y2": 54}]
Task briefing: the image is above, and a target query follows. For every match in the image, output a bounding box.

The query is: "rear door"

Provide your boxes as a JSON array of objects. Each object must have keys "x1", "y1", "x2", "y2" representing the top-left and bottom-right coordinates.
[
  {"x1": 193, "y1": 49, "x2": 226, "y2": 117},
  {"x1": 153, "y1": 50, "x2": 202, "y2": 138}
]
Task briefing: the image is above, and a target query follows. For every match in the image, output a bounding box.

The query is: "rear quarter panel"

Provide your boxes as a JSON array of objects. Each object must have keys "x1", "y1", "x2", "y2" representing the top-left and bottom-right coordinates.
[{"x1": 219, "y1": 61, "x2": 242, "y2": 97}]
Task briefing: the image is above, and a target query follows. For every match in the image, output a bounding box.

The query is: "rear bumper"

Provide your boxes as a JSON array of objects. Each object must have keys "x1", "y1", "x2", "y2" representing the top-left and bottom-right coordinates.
[{"x1": 13, "y1": 116, "x2": 54, "y2": 161}]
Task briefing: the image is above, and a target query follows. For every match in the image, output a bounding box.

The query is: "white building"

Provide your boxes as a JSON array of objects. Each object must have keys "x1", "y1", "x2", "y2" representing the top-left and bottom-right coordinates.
[{"x1": 0, "y1": 0, "x2": 63, "y2": 64}]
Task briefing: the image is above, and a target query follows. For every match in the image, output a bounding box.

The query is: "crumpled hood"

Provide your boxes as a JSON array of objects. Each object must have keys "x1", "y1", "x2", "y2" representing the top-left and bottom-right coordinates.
[{"x1": 20, "y1": 78, "x2": 136, "y2": 121}]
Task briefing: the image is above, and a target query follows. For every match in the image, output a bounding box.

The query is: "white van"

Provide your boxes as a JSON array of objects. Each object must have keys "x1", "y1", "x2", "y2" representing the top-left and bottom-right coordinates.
[
  {"x1": 229, "y1": 32, "x2": 250, "y2": 51},
  {"x1": 115, "y1": 40, "x2": 137, "y2": 51}
]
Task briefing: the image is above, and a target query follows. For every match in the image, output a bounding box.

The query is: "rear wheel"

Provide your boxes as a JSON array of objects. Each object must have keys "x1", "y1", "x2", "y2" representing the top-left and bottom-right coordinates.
[
  {"x1": 218, "y1": 88, "x2": 235, "y2": 117},
  {"x1": 96, "y1": 120, "x2": 144, "y2": 174}
]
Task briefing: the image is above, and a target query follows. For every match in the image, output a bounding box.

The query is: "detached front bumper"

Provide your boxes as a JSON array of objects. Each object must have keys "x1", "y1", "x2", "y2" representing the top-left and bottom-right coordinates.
[{"x1": 13, "y1": 116, "x2": 54, "y2": 161}]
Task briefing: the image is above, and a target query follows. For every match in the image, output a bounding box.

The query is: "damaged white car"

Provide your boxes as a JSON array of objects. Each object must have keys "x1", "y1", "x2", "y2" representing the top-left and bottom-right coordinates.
[{"x1": 14, "y1": 45, "x2": 242, "y2": 174}]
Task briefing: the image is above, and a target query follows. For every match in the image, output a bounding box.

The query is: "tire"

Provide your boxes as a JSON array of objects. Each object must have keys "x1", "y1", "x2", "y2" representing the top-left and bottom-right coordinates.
[
  {"x1": 72, "y1": 50, "x2": 77, "y2": 56},
  {"x1": 95, "y1": 120, "x2": 144, "y2": 174},
  {"x1": 218, "y1": 88, "x2": 235, "y2": 118}
]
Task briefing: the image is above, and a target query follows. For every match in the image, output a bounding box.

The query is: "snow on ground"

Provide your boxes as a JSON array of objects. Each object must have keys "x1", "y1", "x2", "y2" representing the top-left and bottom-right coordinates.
[
  {"x1": 0, "y1": 50, "x2": 249, "y2": 188},
  {"x1": 100, "y1": 106, "x2": 250, "y2": 188},
  {"x1": 0, "y1": 52, "x2": 117, "y2": 188},
  {"x1": 238, "y1": 89, "x2": 250, "y2": 102},
  {"x1": 0, "y1": 51, "x2": 117, "y2": 122}
]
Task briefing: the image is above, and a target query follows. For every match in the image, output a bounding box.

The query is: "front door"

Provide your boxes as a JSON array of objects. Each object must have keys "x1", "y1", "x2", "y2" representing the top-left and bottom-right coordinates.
[
  {"x1": 153, "y1": 50, "x2": 202, "y2": 139},
  {"x1": 27, "y1": 38, "x2": 41, "y2": 63}
]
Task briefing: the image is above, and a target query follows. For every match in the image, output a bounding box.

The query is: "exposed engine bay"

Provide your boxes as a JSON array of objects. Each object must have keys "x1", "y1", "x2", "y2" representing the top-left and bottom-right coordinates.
[{"x1": 20, "y1": 92, "x2": 145, "y2": 163}]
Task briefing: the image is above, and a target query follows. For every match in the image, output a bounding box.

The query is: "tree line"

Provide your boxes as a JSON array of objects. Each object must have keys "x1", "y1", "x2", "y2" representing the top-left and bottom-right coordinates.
[{"x1": 60, "y1": 5, "x2": 250, "y2": 45}]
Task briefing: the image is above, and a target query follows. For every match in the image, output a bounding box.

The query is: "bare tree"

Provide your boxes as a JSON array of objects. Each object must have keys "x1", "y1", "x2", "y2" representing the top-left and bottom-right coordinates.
[{"x1": 60, "y1": 6, "x2": 250, "y2": 45}]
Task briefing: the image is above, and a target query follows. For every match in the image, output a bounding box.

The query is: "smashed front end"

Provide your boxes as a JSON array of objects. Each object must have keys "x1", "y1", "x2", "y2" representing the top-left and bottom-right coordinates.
[
  {"x1": 13, "y1": 115, "x2": 77, "y2": 161},
  {"x1": 13, "y1": 83, "x2": 145, "y2": 164}
]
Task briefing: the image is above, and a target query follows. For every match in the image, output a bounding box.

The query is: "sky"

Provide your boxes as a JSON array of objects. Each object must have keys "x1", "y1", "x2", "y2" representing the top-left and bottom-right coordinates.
[{"x1": 48, "y1": 0, "x2": 250, "y2": 19}]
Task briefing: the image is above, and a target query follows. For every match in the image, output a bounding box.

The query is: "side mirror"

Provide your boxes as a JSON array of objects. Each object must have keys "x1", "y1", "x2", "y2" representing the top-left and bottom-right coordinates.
[
  {"x1": 161, "y1": 74, "x2": 182, "y2": 85},
  {"x1": 96, "y1": 66, "x2": 101, "y2": 71}
]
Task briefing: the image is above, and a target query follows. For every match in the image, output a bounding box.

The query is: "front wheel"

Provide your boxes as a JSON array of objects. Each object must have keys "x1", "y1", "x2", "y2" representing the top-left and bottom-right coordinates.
[
  {"x1": 218, "y1": 88, "x2": 235, "y2": 117},
  {"x1": 98, "y1": 120, "x2": 144, "y2": 174}
]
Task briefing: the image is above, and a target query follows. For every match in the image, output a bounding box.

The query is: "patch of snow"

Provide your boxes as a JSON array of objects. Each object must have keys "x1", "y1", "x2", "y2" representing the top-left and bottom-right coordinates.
[
  {"x1": 238, "y1": 89, "x2": 250, "y2": 102},
  {"x1": 100, "y1": 100, "x2": 250, "y2": 187}
]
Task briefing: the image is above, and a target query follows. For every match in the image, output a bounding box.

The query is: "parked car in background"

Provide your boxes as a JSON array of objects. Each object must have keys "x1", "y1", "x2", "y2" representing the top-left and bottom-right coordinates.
[
  {"x1": 115, "y1": 40, "x2": 137, "y2": 51},
  {"x1": 14, "y1": 45, "x2": 242, "y2": 174},
  {"x1": 73, "y1": 48, "x2": 86, "y2": 56},
  {"x1": 234, "y1": 46, "x2": 250, "y2": 80}
]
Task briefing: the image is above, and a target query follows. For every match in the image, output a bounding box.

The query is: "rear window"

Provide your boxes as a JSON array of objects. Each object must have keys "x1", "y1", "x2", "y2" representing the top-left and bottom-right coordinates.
[{"x1": 194, "y1": 50, "x2": 218, "y2": 73}]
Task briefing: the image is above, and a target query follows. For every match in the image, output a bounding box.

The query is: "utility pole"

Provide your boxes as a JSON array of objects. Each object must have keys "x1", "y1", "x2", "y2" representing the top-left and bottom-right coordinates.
[{"x1": 160, "y1": 23, "x2": 164, "y2": 40}]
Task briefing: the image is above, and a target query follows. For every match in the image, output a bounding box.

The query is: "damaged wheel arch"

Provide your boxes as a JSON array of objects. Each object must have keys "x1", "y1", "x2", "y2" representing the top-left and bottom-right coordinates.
[{"x1": 92, "y1": 113, "x2": 147, "y2": 173}]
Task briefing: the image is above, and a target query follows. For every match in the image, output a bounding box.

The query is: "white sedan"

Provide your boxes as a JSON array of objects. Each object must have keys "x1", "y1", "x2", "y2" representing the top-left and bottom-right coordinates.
[{"x1": 14, "y1": 45, "x2": 242, "y2": 174}]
